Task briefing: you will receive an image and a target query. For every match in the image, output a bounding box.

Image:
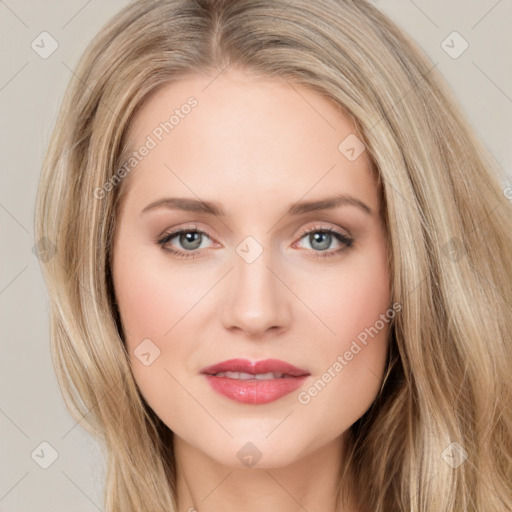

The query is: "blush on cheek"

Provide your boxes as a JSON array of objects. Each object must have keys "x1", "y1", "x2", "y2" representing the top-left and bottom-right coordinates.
[
  {"x1": 314, "y1": 275, "x2": 390, "y2": 346},
  {"x1": 114, "y1": 240, "x2": 166, "y2": 325},
  {"x1": 116, "y1": 260, "x2": 212, "y2": 364}
]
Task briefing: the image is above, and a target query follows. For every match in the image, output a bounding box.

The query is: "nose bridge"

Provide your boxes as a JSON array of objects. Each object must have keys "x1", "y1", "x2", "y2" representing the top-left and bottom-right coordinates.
[{"x1": 221, "y1": 238, "x2": 291, "y2": 335}]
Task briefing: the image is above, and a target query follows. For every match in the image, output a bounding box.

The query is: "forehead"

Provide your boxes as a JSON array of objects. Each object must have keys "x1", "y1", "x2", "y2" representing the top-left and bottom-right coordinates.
[{"x1": 119, "y1": 68, "x2": 379, "y2": 217}]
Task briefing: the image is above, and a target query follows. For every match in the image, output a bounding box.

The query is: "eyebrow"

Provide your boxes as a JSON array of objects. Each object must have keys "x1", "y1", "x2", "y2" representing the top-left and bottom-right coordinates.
[{"x1": 140, "y1": 194, "x2": 374, "y2": 217}]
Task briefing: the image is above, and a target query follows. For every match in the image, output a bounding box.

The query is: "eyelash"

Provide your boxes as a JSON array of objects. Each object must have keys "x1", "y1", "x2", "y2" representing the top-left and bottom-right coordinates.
[{"x1": 157, "y1": 224, "x2": 353, "y2": 260}]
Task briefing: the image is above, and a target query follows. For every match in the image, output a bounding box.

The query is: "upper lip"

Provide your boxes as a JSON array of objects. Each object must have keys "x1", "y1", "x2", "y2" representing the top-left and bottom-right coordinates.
[{"x1": 200, "y1": 358, "x2": 310, "y2": 377}]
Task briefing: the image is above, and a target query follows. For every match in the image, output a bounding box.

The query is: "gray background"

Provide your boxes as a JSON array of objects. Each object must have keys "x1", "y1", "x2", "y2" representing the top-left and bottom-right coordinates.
[{"x1": 1, "y1": 1, "x2": 511, "y2": 510}]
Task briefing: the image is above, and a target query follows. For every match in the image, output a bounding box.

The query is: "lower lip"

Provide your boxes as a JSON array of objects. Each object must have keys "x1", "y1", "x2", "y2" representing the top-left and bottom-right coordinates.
[{"x1": 203, "y1": 375, "x2": 308, "y2": 404}]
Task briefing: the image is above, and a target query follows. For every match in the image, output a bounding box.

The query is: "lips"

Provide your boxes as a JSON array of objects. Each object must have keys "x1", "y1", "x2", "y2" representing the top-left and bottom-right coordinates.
[
  {"x1": 200, "y1": 358, "x2": 310, "y2": 404},
  {"x1": 200, "y1": 358, "x2": 309, "y2": 377}
]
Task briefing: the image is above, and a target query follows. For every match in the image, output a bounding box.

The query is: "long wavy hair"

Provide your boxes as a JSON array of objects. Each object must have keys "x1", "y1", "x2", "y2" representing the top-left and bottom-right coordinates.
[{"x1": 34, "y1": 0, "x2": 512, "y2": 510}]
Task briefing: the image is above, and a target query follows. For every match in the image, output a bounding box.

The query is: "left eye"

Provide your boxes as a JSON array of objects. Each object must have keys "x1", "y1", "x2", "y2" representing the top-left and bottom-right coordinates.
[
  {"x1": 295, "y1": 229, "x2": 351, "y2": 252},
  {"x1": 293, "y1": 226, "x2": 353, "y2": 258}
]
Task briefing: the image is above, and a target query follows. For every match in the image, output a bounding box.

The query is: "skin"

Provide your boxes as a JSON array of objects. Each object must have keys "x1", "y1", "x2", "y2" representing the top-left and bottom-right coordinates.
[{"x1": 112, "y1": 68, "x2": 391, "y2": 512}]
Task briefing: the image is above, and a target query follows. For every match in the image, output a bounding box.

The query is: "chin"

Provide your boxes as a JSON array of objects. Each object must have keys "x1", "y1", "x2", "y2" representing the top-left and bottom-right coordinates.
[{"x1": 205, "y1": 437, "x2": 307, "y2": 470}]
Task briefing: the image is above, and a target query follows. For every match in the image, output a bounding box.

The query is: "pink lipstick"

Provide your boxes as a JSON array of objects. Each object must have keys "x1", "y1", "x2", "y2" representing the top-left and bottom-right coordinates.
[{"x1": 200, "y1": 358, "x2": 310, "y2": 404}]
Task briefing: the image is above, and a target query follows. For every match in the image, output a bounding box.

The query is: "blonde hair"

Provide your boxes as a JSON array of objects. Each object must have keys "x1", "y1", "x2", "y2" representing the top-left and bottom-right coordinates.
[{"x1": 34, "y1": 0, "x2": 512, "y2": 510}]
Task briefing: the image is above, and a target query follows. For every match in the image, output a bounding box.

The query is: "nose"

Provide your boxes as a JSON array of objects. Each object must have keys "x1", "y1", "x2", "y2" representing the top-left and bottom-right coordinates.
[{"x1": 220, "y1": 246, "x2": 292, "y2": 337}]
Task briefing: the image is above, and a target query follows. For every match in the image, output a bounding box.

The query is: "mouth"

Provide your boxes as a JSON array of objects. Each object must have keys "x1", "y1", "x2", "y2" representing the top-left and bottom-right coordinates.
[
  {"x1": 200, "y1": 358, "x2": 310, "y2": 404},
  {"x1": 210, "y1": 371, "x2": 299, "y2": 380}
]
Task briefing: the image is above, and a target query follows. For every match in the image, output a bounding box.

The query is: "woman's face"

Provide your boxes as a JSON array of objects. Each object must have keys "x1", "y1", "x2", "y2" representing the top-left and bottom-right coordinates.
[{"x1": 112, "y1": 68, "x2": 392, "y2": 468}]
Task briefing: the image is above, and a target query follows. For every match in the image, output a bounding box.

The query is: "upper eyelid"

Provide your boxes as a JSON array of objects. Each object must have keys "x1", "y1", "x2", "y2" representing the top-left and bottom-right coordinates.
[
  {"x1": 298, "y1": 223, "x2": 350, "y2": 237},
  {"x1": 160, "y1": 224, "x2": 211, "y2": 239}
]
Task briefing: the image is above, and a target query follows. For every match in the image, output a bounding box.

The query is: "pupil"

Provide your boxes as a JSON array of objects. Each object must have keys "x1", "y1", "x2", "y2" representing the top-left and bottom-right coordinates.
[
  {"x1": 311, "y1": 232, "x2": 331, "y2": 251},
  {"x1": 180, "y1": 232, "x2": 202, "y2": 250}
]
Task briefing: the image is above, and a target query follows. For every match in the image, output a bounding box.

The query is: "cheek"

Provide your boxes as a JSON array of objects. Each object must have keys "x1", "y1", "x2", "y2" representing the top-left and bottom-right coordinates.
[
  {"x1": 306, "y1": 235, "x2": 391, "y2": 349},
  {"x1": 295, "y1": 239, "x2": 392, "y2": 431},
  {"x1": 112, "y1": 243, "x2": 202, "y2": 419},
  {"x1": 113, "y1": 243, "x2": 206, "y2": 348}
]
